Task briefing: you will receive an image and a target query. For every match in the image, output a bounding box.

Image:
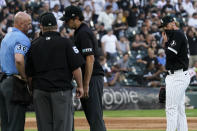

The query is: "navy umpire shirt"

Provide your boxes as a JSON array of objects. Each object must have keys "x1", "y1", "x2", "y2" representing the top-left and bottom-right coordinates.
[
  {"x1": 74, "y1": 23, "x2": 104, "y2": 76},
  {"x1": 26, "y1": 32, "x2": 85, "y2": 92}
]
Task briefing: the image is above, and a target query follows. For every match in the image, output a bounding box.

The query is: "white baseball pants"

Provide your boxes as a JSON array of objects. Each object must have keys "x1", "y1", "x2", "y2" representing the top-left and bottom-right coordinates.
[{"x1": 165, "y1": 69, "x2": 190, "y2": 131}]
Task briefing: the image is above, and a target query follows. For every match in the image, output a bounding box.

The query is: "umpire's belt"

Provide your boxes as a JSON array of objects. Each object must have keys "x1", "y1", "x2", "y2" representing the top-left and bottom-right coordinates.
[
  {"x1": 0, "y1": 73, "x2": 18, "y2": 82},
  {"x1": 167, "y1": 68, "x2": 187, "y2": 75}
]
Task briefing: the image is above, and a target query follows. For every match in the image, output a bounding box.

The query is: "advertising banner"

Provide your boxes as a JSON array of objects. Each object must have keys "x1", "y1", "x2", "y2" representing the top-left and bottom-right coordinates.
[
  {"x1": 27, "y1": 86, "x2": 196, "y2": 111},
  {"x1": 73, "y1": 86, "x2": 164, "y2": 110}
]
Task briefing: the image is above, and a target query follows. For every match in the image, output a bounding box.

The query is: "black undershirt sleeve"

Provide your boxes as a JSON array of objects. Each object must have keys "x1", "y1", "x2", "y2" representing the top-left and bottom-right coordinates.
[{"x1": 66, "y1": 39, "x2": 85, "y2": 72}]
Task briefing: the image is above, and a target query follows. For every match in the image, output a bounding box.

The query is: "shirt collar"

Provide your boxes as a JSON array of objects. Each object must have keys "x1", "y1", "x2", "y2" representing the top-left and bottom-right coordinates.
[
  {"x1": 75, "y1": 23, "x2": 86, "y2": 35},
  {"x1": 12, "y1": 27, "x2": 29, "y2": 37},
  {"x1": 42, "y1": 31, "x2": 60, "y2": 37},
  {"x1": 12, "y1": 27, "x2": 22, "y2": 33}
]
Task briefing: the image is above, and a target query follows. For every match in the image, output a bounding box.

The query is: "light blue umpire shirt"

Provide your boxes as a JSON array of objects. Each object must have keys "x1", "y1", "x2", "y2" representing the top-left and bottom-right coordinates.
[{"x1": 0, "y1": 27, "x2": 31, "y2": 75}]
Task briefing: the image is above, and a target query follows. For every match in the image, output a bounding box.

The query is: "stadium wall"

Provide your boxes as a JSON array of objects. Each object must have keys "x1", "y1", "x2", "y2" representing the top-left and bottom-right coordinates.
[{"x1": 73, "y1": 86, "x2": 197, "y2": 110}]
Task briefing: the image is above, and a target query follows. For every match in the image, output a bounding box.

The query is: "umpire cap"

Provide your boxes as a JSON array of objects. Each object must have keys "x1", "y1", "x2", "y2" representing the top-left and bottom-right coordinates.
[
  {"x1": 40, "y1": 12, "x2": 57, "y2": 27},
  {"x1": 159, "y1": 16, "x2": 175, "y2": 28},
  {"x1": 60, "y1": 5, "x2": 84, "y2": 22}
]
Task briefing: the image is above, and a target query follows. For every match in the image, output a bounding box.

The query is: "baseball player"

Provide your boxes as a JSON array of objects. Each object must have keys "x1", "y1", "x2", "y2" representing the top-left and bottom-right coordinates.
[
  {"x1": 160, "y1": 16, "x2": 191, "y2": 131},
  {"x1": 60, "y1": 5, "x2": 106, "y2": 131}
]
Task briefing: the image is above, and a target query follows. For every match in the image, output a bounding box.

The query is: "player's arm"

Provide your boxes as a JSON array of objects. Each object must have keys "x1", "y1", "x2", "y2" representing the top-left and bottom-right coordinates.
[
  {"x1": 83, "y1": 55, "x2": 94, "y2": 98},
  {"x1": 163, "y1": 32, "x2": 182, "y2": 59},
  {"x1": 72, "y1": 67, "x2": 84, "y2": 98},
  {"x1": 66, "y1": 39, "x2": 85, "y2": 98},
  {"x1": 15, "y1": 54, "x2": 26, "y2": 80},
  {"x1": 25, "y1": 47, "x2": 34, "y2": 90},
  {"x1": 78, "y1": 32, "x2": 95, "y2": 98},
  {"x1": 165, "y1": 43, "x2": 179, "y2": 59},
  {"x1": 15, "y1": 40, "x2": 30, "y2": 80}
]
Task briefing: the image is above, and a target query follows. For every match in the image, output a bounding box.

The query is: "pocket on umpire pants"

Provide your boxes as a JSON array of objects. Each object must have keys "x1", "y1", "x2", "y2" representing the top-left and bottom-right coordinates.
[{"x1": 10, "y1": 76, "x2": 32, "y2": 106}]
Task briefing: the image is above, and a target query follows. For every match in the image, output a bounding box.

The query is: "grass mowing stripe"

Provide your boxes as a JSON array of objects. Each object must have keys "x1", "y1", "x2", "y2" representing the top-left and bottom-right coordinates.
[
  {"x1": 25, "y1": 130, "x2": 197, "y2": 131},
  {"x1": 74, "y1": 130, "x2": 197, "y2": 131},
  {"x1": 26, "y1": 109, "x2": 197, "y2": 118},
  {"x1": 26, "y1": 112, "x2": 36, "y2": 117},
  {"x1": 75, "y1": 130, "x2": 165, "y2": 131},
  {"x1": 103, "y1": 110, "x2": 167, "y2": 117},
  {"x1": 74, "y1": 109, "x2": 197, "y2": 117}
]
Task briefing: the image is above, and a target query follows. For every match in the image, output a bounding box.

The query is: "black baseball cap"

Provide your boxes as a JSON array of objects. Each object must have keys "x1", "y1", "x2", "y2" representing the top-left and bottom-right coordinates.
[
  {"x1": 159, "y1": 16, "x2": 175, "y2": 28},
  {"x1": 60, "y1": 5, "x2": 84, "y2": 22},
  {"x1": 39, "y1": 12, "x2": 57, "y2": 27}
]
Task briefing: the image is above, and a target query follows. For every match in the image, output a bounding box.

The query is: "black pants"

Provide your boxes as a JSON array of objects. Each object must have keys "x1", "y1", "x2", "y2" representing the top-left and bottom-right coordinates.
[
  {"x1": 80, "y1": 75, "x2": 106, "y2": 131},
  {"x1": 0, "y1": 77, "x2": 26, "y2": 131},
  {"x1": 33, "y1": 89, "x2": 73, "y2": 131}
]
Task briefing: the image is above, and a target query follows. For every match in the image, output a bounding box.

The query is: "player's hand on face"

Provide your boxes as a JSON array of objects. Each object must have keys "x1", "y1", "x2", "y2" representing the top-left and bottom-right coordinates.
[
  {"x1": 76, "y1": 86, "x2": 84, "y2": 99},
  {"x1": 83, "y1": 85, "x2": 89, "y2": 99},
  {"x1": 162, "y1": 32, "x2": 168, "y2": 43}
]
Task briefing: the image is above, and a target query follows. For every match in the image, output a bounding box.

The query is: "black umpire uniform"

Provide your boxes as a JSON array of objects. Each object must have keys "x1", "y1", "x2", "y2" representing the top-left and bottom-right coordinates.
[
  {"x1": 60, "y1": 6, "x2": 106, "y2": 131},
  {"x1": 26, "y1": 13, "x2": 84, "y2": 131}
]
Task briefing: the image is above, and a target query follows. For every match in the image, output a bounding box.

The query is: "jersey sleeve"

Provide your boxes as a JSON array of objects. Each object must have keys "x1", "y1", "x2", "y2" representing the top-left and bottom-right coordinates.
[
  {"x1": 66, "y1": 39, "x2": 85, "y2": 72},
  {"x1": 77, "y1": 32, "x2": 94, "y2": 56},
  {"x1": 14, "y1": 37, "x2": 30, "y2": 56},
  {"x1": 166, "y1": 32, "x2": 183, "y2": 55}
]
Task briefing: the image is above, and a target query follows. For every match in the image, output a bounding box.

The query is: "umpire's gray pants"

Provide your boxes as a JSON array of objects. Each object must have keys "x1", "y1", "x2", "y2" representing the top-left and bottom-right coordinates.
[
  {"x1": 33, "y1": 89, "x2": 73, "y2": 131},
  {"x1": 80, "y1": 75, "x2": 106, "y2": 131},
  {"x1": 0, "y1": 76, "x2": 26, "y2": 131}
]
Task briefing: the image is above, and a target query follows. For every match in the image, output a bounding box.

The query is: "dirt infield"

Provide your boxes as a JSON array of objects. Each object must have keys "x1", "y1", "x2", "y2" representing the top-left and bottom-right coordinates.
[{"x1": 25, "y1": 117, "x2": 197, "y2": 130}]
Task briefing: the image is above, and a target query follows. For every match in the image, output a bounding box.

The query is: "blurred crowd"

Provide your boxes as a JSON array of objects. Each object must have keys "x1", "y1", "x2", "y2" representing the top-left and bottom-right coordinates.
[{"x1": 1, "y1": 0, "x2": 197, "y2": 87}]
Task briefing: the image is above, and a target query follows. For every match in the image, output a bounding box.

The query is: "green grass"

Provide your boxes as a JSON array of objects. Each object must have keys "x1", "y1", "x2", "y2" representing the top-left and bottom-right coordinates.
[
  {"x1": 72, "y1": 130, "x2": 197, "y2": 131},
  {"x1": 26, "y1": 112, "x2": 36, "y2": 117},
  {"x1": 100, "y1": 109, "x2": 197, "y2": 117},
  {"x1": 26, "y1": 109, "x2": 197, "y2": 118},
  {"x1": 25, "y1": 130, "x2": 197, "y2": 131}
]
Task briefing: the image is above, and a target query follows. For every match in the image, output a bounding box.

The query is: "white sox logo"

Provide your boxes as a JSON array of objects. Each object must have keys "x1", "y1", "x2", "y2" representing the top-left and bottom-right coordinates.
[{"x1": 170, "y1": 40, "x2": 176, "y2": 47}]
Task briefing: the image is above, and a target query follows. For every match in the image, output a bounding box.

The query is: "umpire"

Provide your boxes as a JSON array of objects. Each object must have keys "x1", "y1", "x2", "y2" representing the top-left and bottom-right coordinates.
[
  {"x1": 0, "y1": 12, "x2": 32, "y2": 131},
  {"x1": 160, "y1": 16, "x2": 191, "y2": 131},
  {"x1": 26, "y1": 12, "x2": 84, "y2": 131},
  {"x1": 60, "y1": 5, "x2": 106, "y2": 131}
]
